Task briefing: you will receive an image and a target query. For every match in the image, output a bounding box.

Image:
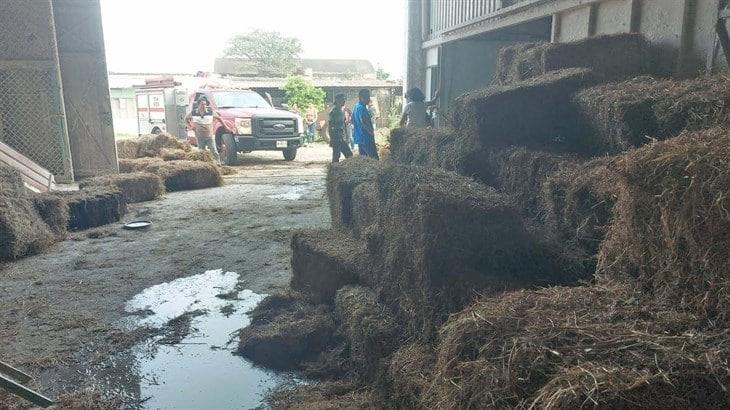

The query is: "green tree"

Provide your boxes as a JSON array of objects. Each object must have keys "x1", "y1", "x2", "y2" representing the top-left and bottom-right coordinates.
[
  {"x1": 376, "y1": 65, "x2": 391, "y2": 80},
  {"x1": 223, "y1": 30, "x2": 302, "y2": 75},
  {"x1": 282, "y1": 76, "x2": 326, "y2": 113}
]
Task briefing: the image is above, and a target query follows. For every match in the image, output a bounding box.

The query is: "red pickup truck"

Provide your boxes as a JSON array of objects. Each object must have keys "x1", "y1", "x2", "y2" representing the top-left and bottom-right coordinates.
[{"x1": 187, "y1": 88, "x2": 304, "y2": 164}]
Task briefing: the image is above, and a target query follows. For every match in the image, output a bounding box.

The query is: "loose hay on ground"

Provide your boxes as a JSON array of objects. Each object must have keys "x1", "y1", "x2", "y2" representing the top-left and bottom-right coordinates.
[
  {"x1": 334, "y1": 286, "x2": 399, "y2": 383},
  {"x1": 326, "y1": 156, "x2": 380, "y2": 230},
  {"x1": 238, "y1": 293, "x2": 336, "y2": 370},
  {"x1": 58, "y1": 186, "x2": 126, "y2": 231},
  {"x1": 496, "y1": 33, "x2": 651, "y2": 85},
  {"x1": 387, "y1": 343, "x2": 435, "y2": 408},
  {"x1": 597, "y1": 127, "x2": 730, "y2": 323},
  {"x1": 574, "y1": 74, "x2": 730, "y2": 154},
  {"x1": 80, "y1": 172, "x2": 164, "y2": 203},
  {"x1": 290, "y1": 229, "x2": 366, "y2": 304},
  {"x1": 423, "y1": 283, "x2": 730, "y2": 408},
  {"x1": 0, "y1": 165, "x2": 56, "y2": 260},
  {"x1": 268, "y1": 382, "x2": 377, "y2": 410},
  {"x1": 161, "y1": 148, "x2": 215, "y2": 163},
  {"x1": 452, "y1": 68, "x2": 599, "y2": 154},
  {"x1": 31, "y1": 192, "x2": 69, "y2": 238}
]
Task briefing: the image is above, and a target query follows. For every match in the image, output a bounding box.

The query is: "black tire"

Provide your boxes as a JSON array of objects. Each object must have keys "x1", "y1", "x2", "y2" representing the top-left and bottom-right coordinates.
[
  {"x1": 151, "y1": 127, "x2": 162, "y2": 135},
  {"x1": 283, "y1": 148, "x2": 297, "y2": 161},
  {"x1": 221, "y1": 133, "x2": 239, "y2": 165}
]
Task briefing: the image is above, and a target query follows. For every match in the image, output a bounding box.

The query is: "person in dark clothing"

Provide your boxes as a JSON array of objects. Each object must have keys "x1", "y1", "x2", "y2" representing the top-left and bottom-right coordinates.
[
  {"x1": 351, "y1": 89, "x2": 379, "y2": 159},
  {"x1": 328, "y1": 94, "x2": 353, "y2": 162}
]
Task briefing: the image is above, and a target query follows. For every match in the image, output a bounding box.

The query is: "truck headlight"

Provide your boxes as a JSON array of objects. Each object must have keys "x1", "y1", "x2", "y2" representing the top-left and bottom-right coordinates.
[
  {"x1": 235, "y1": 118, "x2": 252, "y2": 135},
  {"x1": 296, "y1": 115, "x2": 304, "y2": 134}
]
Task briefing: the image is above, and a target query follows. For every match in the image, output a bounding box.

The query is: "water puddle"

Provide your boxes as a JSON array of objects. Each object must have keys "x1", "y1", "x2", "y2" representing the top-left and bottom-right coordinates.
[
  {"x1": 124, "y1": 269, "x2": 289, "y2": 409},
  {"x1": 267, "y1": 183, "x2": 311, "y2": 200}
]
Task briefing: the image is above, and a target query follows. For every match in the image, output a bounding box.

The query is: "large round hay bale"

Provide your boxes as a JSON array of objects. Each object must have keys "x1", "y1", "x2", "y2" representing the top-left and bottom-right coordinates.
[
  {"x1": 80, "y1": 172, "x2": 164, "y2": 203},
  {"x1": 0, "y1": 166, "x2": 56, "y2": 260}
]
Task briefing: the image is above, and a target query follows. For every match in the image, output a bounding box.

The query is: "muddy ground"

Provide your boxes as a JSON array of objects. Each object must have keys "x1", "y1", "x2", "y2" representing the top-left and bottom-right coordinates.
[{"x1": 0, "y1": 145, "x2": 332, "y2": 407}]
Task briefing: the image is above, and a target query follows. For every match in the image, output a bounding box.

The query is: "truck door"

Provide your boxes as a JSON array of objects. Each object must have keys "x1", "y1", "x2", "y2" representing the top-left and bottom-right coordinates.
[
  {"x1": 136, "y1": 94, "x2": 150, "y2": 135},
  {"x1": 147, "y1": 92, "x2": 166, "y2": 134}
]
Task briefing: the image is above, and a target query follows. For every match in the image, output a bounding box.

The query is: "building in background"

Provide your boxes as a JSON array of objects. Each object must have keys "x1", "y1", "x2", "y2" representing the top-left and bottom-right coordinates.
[{"x1": 407, "y1": 0, "x2": 730, "y2": 120}]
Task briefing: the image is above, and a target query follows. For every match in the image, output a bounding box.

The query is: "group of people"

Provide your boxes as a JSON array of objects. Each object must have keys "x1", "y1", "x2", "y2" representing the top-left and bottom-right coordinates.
[{"x1": 327, "y1": 87, "x2": 437, "y2": 163}]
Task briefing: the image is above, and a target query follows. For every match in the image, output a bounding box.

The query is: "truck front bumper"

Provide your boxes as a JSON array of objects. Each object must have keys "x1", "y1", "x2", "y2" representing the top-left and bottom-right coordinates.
[{"x1": 234, "y1": 135, "x2": 302, "y2": 152}]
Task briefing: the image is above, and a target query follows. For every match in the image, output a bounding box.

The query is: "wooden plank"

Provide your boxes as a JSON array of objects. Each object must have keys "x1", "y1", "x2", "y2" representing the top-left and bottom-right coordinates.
[
  {"x1": 0, "y1": 361, "x2": 32, "y2": 384},
  {"x1": 0, "y1": 140, "x2": 55, "y2": 192},
  {"x1": 0, "y1": 375, "x2": 54, "y2": 407},
  {"x1": 717, "y1": 17, "x2": 730, "y2": 68}
]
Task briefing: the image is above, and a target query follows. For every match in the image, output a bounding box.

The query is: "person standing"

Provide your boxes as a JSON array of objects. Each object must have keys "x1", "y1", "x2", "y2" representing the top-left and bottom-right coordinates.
[
  {"x1": 305, "y1": 107, "x2": 317, "y2": 145},
  {"x1": 368, "y1": 101, "x2": 379, "y2": 131},
  {"x1": 344, "y1": 107, "x2": 354, "y2": 149},
  {"x1": 328, "y1": 94, "x2": 353, "y2": 162},
  {"x1": 185, "y1": 97, "x2": 228, "y2": 164},
  {"x1": 352, "y1": 89, "x2": 378, "y2": 159},
  {"x1": 400, "y1": 87, "x2": 439, "y2": 128}
]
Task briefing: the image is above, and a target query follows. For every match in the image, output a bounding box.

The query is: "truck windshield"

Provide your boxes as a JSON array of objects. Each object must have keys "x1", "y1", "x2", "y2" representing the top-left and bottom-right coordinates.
[{"x1": 213, "y1": 91, "x2": 270, "y2": 109}]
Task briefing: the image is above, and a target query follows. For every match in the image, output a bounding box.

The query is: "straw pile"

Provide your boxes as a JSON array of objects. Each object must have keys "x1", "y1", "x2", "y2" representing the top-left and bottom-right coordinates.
[
  {"x1": 496, "y1": 33, "x2": 651, "y2": 85},
  {"x1": 575, "y1": 74, "x2": 730, "y2": 154},
  {"x1": 31, "y1": 192, "x2": 69, "y2": 238},
  {"x1": 334, "y1": 286, "x2": 399, "y2": 383},
  {"x1": 160, "y1": 148, "x2": 215, "y2": 163},
  {"x1": 368, "y1": 163, "x2": 575, "y2": 340},
  {"x1": 326, "y1": 156, "x2": 380, "y2": 230},
  {"x1": 387, "y1": 343, "x2": 434, "y2": 408},
  {"x1": 238, "y1": 292, "x2": 336, "y2": 370},
  {"x1": 268, "y1": 382, "x2": 377, "y2": 410},
  {"x1": 598, "y1": 127, "x2": 730, "y2": 323},
  {"x1": 423, "y1": 282, "x2": 729, "y2": 408},
  {"x1": 80, "y1": 172, "x2": 164, "y2": 204},
  {"x1": 290, "y1": 229, "x2": 366, "y2": 304},
  {"x1": 118, "y1": 157, "x2": 164, "y2": 173},
  {"x1": 59, "y1": 186, "x2": 126, "y2": 231},
  {"x1": 0, "y1": 165, "x2": 56, "y2": 260},
  {"x1": 136, "y1": 160, "x2": 223, "y2": 192},
  {"x1": 453, "y1": 68, "x2": 598, "y2": 154},
  {"x1": 116, "y1": 133, "x2": 190, "y2": 159}
]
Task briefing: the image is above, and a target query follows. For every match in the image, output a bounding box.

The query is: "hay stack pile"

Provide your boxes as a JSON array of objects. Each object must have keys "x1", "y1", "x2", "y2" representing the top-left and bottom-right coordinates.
[
  {"x1": 80, "y1": 172, "x2": 165, "y2": 204},
  {"x1": 0, "y1": 166, "x2": 57, "y2": 260},
  {"x1": 240, "y1": 33, "x2": 730, "y2": 407},
  {"x1": 116, "y1": 133, "x2": 190, "y2": 159}
]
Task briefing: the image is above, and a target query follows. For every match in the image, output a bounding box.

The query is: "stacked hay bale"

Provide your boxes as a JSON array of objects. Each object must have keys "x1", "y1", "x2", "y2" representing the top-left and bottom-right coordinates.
[
  {"x1": 116, "y1": 133, "x2": 190, "y2": 159},
  {"x1": 59, "y1": 187, "x2": 127, "y2": 231},
  {"x1": 0, "y1": 166, "x2": 57, "y2": 260},
  {"x1": 160, "y1": 148, "x2": 214, "y2": 163},
  {"x1": 326, "y1": 156, "x2": 380, "y2": 231},
  {"x1": 80, "y1": 172, "x2": 165, "y2": 204},
  {"x1": 31, "y1": 193, "x2": 69, "y2": 239},
  {"x1": 496, "y1": 33, "x2": 652, "y2": 85},
  {"x1": 122, "y1": 160, "x2": 223, "y2": 192}
]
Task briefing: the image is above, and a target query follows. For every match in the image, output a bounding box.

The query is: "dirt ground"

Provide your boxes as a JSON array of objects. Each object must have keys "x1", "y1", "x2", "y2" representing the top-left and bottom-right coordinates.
[{"x1": 0, "y1": 145, "x2": 333, "y2": 407}]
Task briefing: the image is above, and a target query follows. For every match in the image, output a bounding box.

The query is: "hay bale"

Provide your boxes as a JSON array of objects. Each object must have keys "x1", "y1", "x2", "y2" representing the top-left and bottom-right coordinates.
[
  {"x1": 133, "y1": 133, "x2": 190, "y2": 158},
  {"x1": 540, "y1": 158, "x2": 623, "y2": 272},
  {"x1": 496, "y1": 34, "x2": 651, "y2": 85},
  {"x1": 389, "y1": 127, "x2": 494, "y2": 184},
  {"x1": 59, "y1": 186, "x2": 126, "y2": 231},
  {"x1": 351, "y1": 182, "x2": 377, "y2": 238},
  {"x1": 334, "y1": 286, "x2": 399, "y2": 382},
  {"x1": 597, "y1": 128, "x2": 730, "y2": 323},
  {"x1": 31, "y1": 192, "x2": 69, "y2": 238},
  {"x1": 326, "y1": 156, "x2": 380, "y2": 230},
  {"x1": 118, "y1": 157, "x2": 164, "y2": 173},
  {"x1": 574, "y1": 74, "x2": 730, "y2": 154},
  {"x1": 238, "y1": 293, "x2": 336, "y2": 370},
  {"x1": 161, "y1": 148, "x2": 215, "y2": 163},
  {"x1": 268, "y1": 382, "x2": 377, "y2": 410},
  {"x1": 115, "y1": 139, "x2": 140, "y2": 159},
  {"x1": 290, "y1": 229, "x2": 366, "y2": 304},
  {"x1": 79, "y1": 172, "x2": 164, "y2": 204},
  {"x1": 0, "y1": 165, "x2": 56, "y2": 260},
  {"x1": 489, "y1": 147, "x2": 577, "y2": 218},
  {"x1": 452, "y1": 68, "x2": 599, "y2": 154},
  {"x1": 424, "y1": 283, "x2": 729, "y2": 408},
  {"x1": 387, "y1": 343, "x2": 434, "y2": 408},
  {"x1": 368, "y1": 163, "x2": 576, "y2": 340},
  {"x1": 142, "y1": 160, "x2": 223, "y2": 192}
]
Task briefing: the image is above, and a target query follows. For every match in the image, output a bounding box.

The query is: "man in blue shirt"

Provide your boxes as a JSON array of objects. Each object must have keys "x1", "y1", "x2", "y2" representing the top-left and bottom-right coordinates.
[{"x1": 351, "y1": 89, "x2": 379, "y2": 159}]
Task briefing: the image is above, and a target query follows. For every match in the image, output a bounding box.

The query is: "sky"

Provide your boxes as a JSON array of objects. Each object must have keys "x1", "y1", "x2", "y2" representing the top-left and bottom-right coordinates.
[{"x1": 99, "y1": 0, "x2": 407, "y2": 79}]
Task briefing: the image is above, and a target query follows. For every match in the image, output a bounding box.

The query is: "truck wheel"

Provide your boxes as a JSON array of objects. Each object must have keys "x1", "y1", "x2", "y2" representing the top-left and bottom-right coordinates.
[
  {"x1": 151, "y1": 127, "x2": 162, "y2": 135},
  {"x1": 221, "y1": 134, "x2": 239, "y2": 165},
  {"x1": 282, "y1": 148, "x2": 297, "y2": 161}
]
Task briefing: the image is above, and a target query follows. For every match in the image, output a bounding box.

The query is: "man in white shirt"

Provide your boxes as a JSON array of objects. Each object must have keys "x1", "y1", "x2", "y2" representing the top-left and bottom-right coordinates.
[{"x1": 185, "y1": 97, "x2": 228, "y2": 164}]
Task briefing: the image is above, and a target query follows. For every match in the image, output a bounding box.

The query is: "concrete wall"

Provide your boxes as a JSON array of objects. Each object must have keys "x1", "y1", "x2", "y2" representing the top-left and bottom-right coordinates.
[
  {"x1": 53, "y1": 0, "x2": 118, "y2": 178},
  {"x1": 0, "y1": 0, "x2": 74, "y2": 182}
]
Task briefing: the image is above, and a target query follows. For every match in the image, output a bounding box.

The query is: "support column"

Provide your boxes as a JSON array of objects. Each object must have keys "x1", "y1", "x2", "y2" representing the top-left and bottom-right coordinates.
[
  {"x1": 406, "y1": 0, "x2": 426, "y2": 91},
  {"x1": 53, "y1": 0, "x2": 118, "y2": 178}
]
